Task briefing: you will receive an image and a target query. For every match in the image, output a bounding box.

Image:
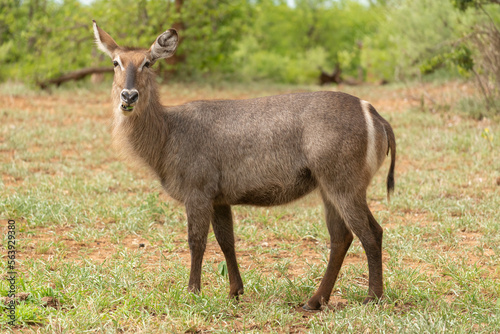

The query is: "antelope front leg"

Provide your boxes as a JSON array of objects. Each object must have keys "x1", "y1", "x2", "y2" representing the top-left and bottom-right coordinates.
[
  {"x1": 212, "y1": 204, "x2": 244, "y2": 298},
  {"x1": 185, "y1": 198, "x2": 212, "y2": 293}
]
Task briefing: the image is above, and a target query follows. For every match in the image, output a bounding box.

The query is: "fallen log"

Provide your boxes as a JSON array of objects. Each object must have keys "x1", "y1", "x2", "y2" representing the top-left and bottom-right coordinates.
[{"x1": 38, "y1": 67, "x2": 113, "y2": 89}]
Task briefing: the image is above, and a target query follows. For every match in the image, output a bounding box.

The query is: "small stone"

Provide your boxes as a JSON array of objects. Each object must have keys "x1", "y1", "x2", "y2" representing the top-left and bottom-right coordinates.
[
  {"x1": 0, "y1": 296, "x2": 12, "y2": 305},
  {"x1": 0, "y1": 292, "x2": 30, "y2": 305},
  {"x1": 16, "y1": 292, "x2": 30, "y2": 301},
  {"x1": 41, "y1": 296, "x2": 59, "y2": 308}
]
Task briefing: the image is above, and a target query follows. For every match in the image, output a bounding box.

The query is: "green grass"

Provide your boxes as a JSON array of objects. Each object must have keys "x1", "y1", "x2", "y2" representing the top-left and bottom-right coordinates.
[{"x1": 0, "y1": 80, "x2": 499, "y2": 332}]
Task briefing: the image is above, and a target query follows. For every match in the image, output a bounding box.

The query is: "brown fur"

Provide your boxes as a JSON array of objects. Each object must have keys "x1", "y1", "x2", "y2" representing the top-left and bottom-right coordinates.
[{"x1": 93, "y1": 21, "x2": 396, "y2": 310}]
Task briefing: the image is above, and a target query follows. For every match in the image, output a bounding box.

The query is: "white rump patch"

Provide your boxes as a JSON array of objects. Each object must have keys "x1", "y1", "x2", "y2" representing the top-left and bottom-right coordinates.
[{"x1": 361, "y1": 100, "x2": 378, "y2": 176}]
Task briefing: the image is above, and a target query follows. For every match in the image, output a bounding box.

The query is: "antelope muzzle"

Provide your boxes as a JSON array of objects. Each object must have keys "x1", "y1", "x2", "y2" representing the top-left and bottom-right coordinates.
[
  {"x1": 120, "y1": 89, "x2": 139, "y2": 112},
  {"x1": 120, "y1": 63, "x2": 139, "y2": 113}
]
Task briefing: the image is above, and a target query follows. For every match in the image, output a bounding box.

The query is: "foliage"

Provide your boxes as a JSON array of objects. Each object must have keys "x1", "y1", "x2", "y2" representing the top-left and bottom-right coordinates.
[
  {"x1": 232, "y1": 0, "x2": 379, "y2": 83},
  {"x1": 450, "y1": 0, "x2": 500, "y2": 11},
  {"x1": 0, "y1": 0, "x2": 251, "y2": 84},
  {"x1": 176, "y1": 0, "x2": 252, "y2": 76},
  {"x1": 361, "y1": 0, "x2": 473, "y2": 81},
  {"x1": 0, "y1": 0, "x2": 93, "y2": 83},
  {"x1": 0, "y1": 0, "x2": 499, "y2": 86},
  {"x1": 0, "y1": 0, "x2": 382, "y2": 84},
  {"x1": 451, "y1": 0, "x2": 477, "y2": 11},
  {"x1": 420, "y1": 45, "x2": 474, "y2": 77}
]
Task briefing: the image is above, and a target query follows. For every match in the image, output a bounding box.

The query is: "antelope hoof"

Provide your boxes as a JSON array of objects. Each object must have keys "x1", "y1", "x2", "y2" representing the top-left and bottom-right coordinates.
[
  {"x1": 302, "y1": 298, "x2": 323, "y2": 311},
  {"x1": 229, "y1": 287, "x2": 244, "y2": 300},
  {"x1": 362, "y1": 296, "x2": 381, "y2": 305},
  {"x1": 303, "y1": 294, "x2": 327, "y2": 311},
  {"x1": 187, "y1": 285, "x2": 200, "y2": 294},
  {"x1": 302, "y1": 303, "x2": 321, "y2": 312}
]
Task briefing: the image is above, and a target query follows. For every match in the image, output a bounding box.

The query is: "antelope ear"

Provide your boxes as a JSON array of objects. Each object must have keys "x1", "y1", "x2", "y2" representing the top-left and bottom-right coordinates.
[
  {"x1": 149, "y1": 29, "x2": 178, "y2": 63},
  {"x1": 92, "y1": 20, "x2": 119, "y2": 58}
]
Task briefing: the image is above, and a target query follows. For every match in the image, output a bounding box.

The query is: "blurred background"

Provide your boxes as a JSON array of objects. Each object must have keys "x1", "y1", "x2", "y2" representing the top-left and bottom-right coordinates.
[{"x1": 0, "y1": 0, "x2": 498, "y2": 104}]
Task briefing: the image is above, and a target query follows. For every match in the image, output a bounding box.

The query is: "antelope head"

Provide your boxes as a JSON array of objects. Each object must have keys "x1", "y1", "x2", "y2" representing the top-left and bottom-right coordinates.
[{"x1": 92, "y1": 20, "x2": 178, "y2": 115}]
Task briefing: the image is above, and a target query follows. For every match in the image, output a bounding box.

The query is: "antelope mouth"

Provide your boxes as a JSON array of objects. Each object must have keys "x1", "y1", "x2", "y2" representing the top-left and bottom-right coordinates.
[{"x1": 120, "y1": 103, "x2": 135, "y2": 112}]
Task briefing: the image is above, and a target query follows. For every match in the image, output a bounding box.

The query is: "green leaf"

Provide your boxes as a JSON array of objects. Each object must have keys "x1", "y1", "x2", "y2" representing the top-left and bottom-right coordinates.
[{"x1": 218, "y1": 261, "x2": 228, "y2": 277}]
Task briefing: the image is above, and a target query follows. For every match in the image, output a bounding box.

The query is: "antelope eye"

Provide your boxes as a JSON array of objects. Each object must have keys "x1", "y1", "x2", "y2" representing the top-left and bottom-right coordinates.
[
  {"x1": 113, "y1": 60, "x2": 119, "y2": 67},
  {"x1": 143, "y1": 61, "x2": 151, "y2": 68}
]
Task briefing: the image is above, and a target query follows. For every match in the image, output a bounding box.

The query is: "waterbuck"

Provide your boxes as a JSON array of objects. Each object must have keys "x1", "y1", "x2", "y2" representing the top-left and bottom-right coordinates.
[{"x1": 93, "y1": 21, "x2": 396, "y2": 310}]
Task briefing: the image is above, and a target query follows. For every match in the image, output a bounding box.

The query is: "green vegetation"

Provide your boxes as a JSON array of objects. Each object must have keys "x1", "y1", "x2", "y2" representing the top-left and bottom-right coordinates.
[
  {"x1": 1, "y1": 0, "x2": 499, "y2": 90},
  {"x1": 0, "y1": 81, "x2": 498, "y2": 332}
]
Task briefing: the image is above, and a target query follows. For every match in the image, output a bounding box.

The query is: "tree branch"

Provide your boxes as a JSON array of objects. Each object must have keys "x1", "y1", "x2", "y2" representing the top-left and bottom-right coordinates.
[{"x1": 38, "y1": 67, "x2": 113, "y2": 89}]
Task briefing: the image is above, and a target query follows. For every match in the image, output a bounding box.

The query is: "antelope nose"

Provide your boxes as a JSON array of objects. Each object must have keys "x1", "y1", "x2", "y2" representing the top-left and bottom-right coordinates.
[{"x1": 120, "y1": 89, "x2": 139, "y2": 104}]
